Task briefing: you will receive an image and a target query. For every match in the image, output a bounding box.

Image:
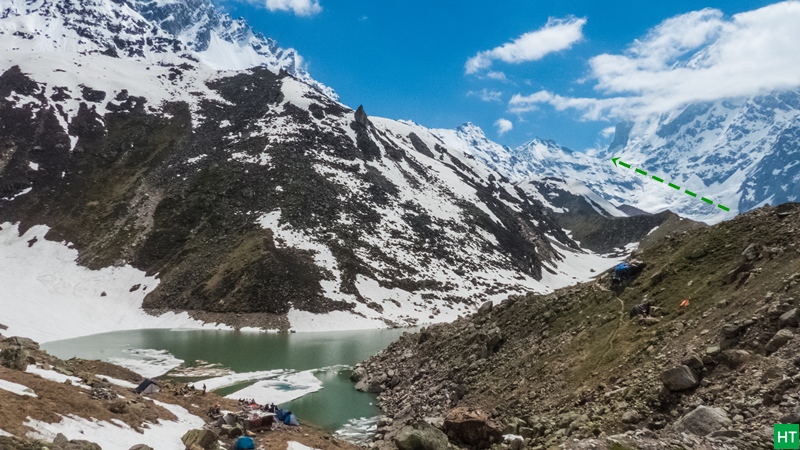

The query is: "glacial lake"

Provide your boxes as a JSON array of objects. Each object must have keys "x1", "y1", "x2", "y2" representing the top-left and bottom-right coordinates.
[{"x1": 42, "y1": 327, "x2": 414, "y2": 442}]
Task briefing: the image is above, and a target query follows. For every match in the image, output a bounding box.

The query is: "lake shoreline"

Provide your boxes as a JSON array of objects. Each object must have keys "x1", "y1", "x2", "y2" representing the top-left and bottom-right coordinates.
[{"x1": 40, "y1": 327, "x2": 415, "y2": 440}]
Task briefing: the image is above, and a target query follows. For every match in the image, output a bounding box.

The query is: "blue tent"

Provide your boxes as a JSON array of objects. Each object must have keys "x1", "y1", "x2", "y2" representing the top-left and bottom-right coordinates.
[
  {"x1": 234, "y1": 436, "x2": 255, "y2": 450},
  {"x1": 614, "y1": 262, "x2": 631, "y2": 276},
  {"x1": 275, "y1": 408, "x2": 286, "y2": 421},
  {"x1": 284, "y1": 412, "x2": 300, "y2": 426}
]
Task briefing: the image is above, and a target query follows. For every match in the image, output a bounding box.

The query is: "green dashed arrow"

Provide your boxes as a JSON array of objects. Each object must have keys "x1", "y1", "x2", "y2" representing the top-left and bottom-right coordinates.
[{"x1": 611, "y1": 157, "x2": 730, "y2": 212}]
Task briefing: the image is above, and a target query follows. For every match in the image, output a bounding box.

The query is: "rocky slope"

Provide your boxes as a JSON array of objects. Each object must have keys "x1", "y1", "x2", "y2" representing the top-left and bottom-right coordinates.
[{"x1": 356, "y1": 202, "x2": 800, "y2": 449}]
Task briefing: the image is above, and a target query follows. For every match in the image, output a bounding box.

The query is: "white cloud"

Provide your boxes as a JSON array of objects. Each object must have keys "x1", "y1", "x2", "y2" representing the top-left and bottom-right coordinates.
[
  {"x1": 265, "y1": 0, "x2": 321, "y2": 16},
  {"x1": 509, "y1": 2, "x2": 800, "y2": 120},
  {"x1": 495, "y1": 118, "x2": 513, "y2": 136},
  {"x1": 465, "y1": 17, "x2": 586, "y2": 74},
  {"x1": 600, "y1": 126, "x2": 616, "y2": 138},
  {"x1": 467, "y1": 89, "x2": 503, "y2": 102},
  {"x1": 486, "y1": 71, "x2": 508, "y2": 81}
]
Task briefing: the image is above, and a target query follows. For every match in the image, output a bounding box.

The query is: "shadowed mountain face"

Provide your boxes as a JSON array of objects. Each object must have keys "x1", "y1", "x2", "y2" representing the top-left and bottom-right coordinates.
[{"x1": 0, "y1": 57, "x2": 597, "y2": 328}]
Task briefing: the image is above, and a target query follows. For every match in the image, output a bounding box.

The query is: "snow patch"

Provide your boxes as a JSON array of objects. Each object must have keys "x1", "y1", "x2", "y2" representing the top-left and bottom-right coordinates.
[
  {"x1": 25, "y1": 400, "x2": 205, "y2": 450},
  {"x1": 287, "y1": 442, "x2": 319, "y2": 450},
  {"x1": 0, "y1": 379, "x2": 37, "y2": 397},
  {"x1": 200, "y1": 369, "x2": 287, "y2": 392},
  {"x1": 0, "y1": 222, "x2": 228, "y2": 343},
  {"x1": 97, "y1": 375, "x2": 138, "y2": 389},
  {"x1": 186, "y1": 154, "x2": 206, "y2": 164},
  {"x1": 224, "y1": 370, "x2": 323, "y2": 405},
  {"x1": 25, "y1": 365, "x2": 90, "y2": 390}
]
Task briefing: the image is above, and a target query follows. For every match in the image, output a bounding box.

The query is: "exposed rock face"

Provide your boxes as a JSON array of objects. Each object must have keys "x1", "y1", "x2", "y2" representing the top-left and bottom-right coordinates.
[
  {"x1": 660, "y1": 365, "x2": 699, "y2": 391},
  {"x1": 0, "y1": 60, "x2": 593, "y2": 327},
  {"x1": 442, "y1": 408, "x2": 502, "y2": 450},
  {"x1": 676, "y1": 406, "x2": 732, "y2": 436},
  {"x1": 393, "y1": 421, "x2": 450, "y2": 450},
  {"x1": 1, "y1": 336, "x2": 39, "y2": 349}
]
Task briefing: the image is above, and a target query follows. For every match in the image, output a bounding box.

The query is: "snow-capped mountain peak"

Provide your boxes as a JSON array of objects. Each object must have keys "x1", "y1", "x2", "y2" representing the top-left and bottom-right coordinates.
[{"x1": 0, "y1": 0, "x2": 336, "y2": 98}]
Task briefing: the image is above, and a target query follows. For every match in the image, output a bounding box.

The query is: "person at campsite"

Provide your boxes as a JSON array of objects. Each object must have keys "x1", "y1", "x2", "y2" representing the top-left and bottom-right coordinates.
[
  {"x1": 202, "y1": 383, "x2": 206, "y2": 395},
  {"x1": 208, "y1": 402, "x2": 221, "y2": 417},
  {"x1": 629, "y1": 302, "x2": 652, "y2": 319}
]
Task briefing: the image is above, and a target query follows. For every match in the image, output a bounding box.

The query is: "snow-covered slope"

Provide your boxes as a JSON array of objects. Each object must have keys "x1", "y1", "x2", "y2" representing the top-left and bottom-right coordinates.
[
  {"x1": 0, "y1": 7, "x2": 628, "y2": 334},
  {"x1": 462, "y1": 92, "x2": 800, "y2": 224},
  {"x1": 0, "y1": 0, "x2": 335, "y2": 98},
  {"x1": 604, "y1": 92, "x2": 800, "y2": 221}
]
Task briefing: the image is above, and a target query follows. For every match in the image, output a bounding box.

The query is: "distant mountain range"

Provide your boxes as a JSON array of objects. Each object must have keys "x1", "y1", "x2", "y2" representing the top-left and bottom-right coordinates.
[{"x1": 447, "y1": 93, "x2": 800, "y2": 224}]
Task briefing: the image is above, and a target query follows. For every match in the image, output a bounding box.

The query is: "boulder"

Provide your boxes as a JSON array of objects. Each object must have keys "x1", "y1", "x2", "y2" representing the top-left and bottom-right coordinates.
[
  {"x1": 180, "y1": 429, "x2": 217, "y2": 450},
  {"x1": 677, "y1": 406, "x2": 732, "y2": 436},
  {"x1": 54, "y1": 434, "x2": 70, "y2": 447},
  {"x1": 354, "y1": 376, "x2": 383, "y2": 393},
  {"x1": 129, "y1": 446, "x2": 155, "y2": 450},
  {"x1": 109, "y1": 400, "x2": 128, "y2": 414},
  {"x1": 780, "y1": 308, "x2": 800, "y2": 328},
  {"x1": 720, "y1": 323, "x2": 744, "y2": 338},
  {"x1": 742, "y1": 243, "x2": 759, "y2": 261},
  {"x1": 719, "y1": 350, "x2": 751, "y2": 369},
  {"x1": 766, "y1": 329, "x2": 794, "y2": 353},
  {"x1": 229, "y1": 425, "x2": 243, "y2": 438},
  {"x1": 621, "y1": 410, "x2": 642, "y2": 424},
  {"x1": 0, "y1": 346, "x2": 30, "y2": 371},
  {"x1": 503, "y1": 417, "x2": 527, "y2": 435},
  {"x1": 51, "y1": 434, "x2": 102, "y2": 450},
  {"x1": 350, "y1": 366, "x2": 367, "y2": 382},
  {"x1": 660, "y1": 365, "x2": 699, "y2": 391},
  {"x1": 477, "y1": 301, "x2": 493, "y2": 315},
  {"x1": 443, "y1": 407, "x2": 503, "y2": 450},
  {"x1": 394, "y1": 420, "x2": 450, "y2": 450},
  {"x1": 219, "y1": 424, "x2": 234, "y2": 437},
  {"x1": 518, "y1": 426, "x2": 535, "y2": 439},
  {"x1": 681, "y1": 354, "x2": 704, "y2": 372}
]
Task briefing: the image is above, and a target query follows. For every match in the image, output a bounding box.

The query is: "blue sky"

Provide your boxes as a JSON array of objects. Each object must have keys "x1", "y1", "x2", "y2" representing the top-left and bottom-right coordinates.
[{"x1": 218, "y1": 0, "x2": 781, "y2": 151}]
